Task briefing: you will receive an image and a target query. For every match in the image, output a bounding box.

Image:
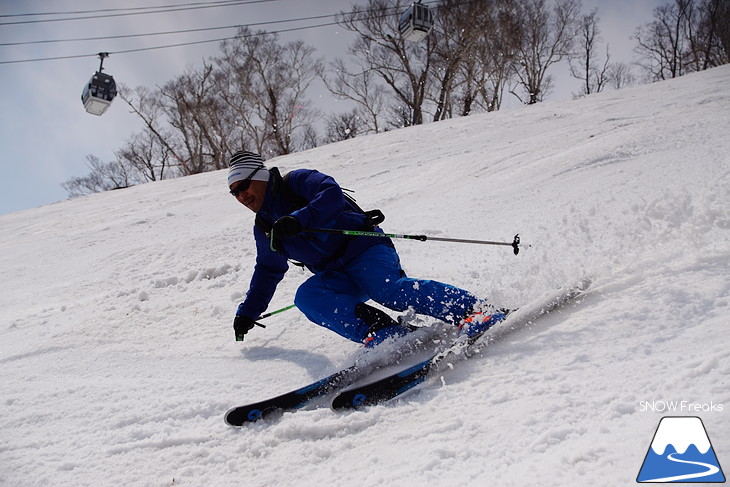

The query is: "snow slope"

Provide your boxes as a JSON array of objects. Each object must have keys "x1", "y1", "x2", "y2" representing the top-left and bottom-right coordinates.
[{"x1": 1, "y1": 65, "x2": 728, "y2": 487}]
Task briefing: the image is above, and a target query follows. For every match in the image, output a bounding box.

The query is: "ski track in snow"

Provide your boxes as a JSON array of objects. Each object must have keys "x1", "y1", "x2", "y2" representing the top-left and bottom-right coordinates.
[
  {"x1": 642, "y1": 453, "x2": 720, "y2": 482},
  {"x1": 1, "y1": 66, "x2": 729, "y2": 487}
]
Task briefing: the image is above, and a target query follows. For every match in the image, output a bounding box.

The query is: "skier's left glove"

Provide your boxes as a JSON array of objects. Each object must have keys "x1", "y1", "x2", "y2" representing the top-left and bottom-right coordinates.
[
  {"x1": 233, "y1": 306, "x2": 256, "y2": 342},
  {"x1": 271, "y1": 215, "x2": 302, "y2": 251},
  {"x1": 273, "y1": 215, "x2": 302, "y2": 236}
]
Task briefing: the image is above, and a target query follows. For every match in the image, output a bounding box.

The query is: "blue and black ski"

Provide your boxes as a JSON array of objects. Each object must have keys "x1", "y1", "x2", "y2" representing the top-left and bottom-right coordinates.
[
  {"x1": 224, "y1": 363, "x2": 361, "y2": 425},
  {"x1": 331, "y1": 279, "x2": 592, "y2": 411},
  {"x1": 224, "y1": 325, "x2": 444, "y2": 425}
]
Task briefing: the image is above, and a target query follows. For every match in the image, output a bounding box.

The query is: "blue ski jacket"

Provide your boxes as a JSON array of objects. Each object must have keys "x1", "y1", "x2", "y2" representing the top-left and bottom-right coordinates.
[{"x1": 238, "y1": 168, "x2": 390, "y2": 320}]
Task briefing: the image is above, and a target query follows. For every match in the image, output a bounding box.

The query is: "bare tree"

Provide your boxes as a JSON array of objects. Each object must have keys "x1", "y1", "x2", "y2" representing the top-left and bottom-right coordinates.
[
  {"x1": 634, "y1": 0, "x2": 694, "y2": 80},
  {"x1": 387, "y1": 103, "x2": 414, "y2": 129},
  {"x1": 118, "y1": 84, "x2": 198, "y2": 175},
  {"x1": 160, "y1": 63, "x2": 231, "y2": 173},
  {"x1": 116, "y1": 128, "x2": 175, "y2": 182},
  {"x1": 212, "y1": 49, "x2": 269, "y2": 155},
  {"x1": 634, "y1": 0, "x2": 728, "y2": 82},
  {"x1": 607, "y1": 62, "x2": 636, "y2": 89},
  {"x1": 120, "y1": 67, "x2": 227, "y2": 176},
  {"x1": 216, "y1": 27, "x2": 324, "y2": 156},
  {"x1": 62, "y1": 155, "x2": 139, "y2": 197},
  {"x1": 510, "y1": 0, "x2": 582, "y2": 104},
  {"x1": 428, "y1": 0, "x2": 490, "y2": 121},
  {"x1": 325, "y1": 109, "x2": 364, "y2": 142},
  {"x1": 337, "y1": 0, "x2": 433, "y2": 125},
  {"x1": 717, "y1": 0, "x2": 730, "y2": 60},
  {"x1": 470, "y1": 0, "x2": 521, "y2": 113},
  {"x1": 322, "y1": 58, "x2": 389, "y2": 134},
  {"x1": 569, "y1": 8, "x2": 611, "y2": 96},
  {"x1": 686, "y1": 0, "x2": 729, "y2": 70},
  {"x1": 299, "y1": 124, "x2": 320, "y2": 150}
]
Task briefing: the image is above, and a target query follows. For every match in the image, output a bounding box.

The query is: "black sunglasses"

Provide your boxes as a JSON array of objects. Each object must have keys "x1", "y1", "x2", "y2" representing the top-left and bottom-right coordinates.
[{"x1": 230, "y1": 167, "x2": 262, "y2": 197}]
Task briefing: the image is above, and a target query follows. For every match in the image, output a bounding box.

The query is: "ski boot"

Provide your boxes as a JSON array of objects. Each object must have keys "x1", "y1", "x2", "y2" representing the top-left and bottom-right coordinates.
[
  {"x1": 457, "y1": 307, "x2": 511, "y2": 338},
  {"x1": 363, "y1": 325, "x2": 411, "y2": 348},
  {"x1": 357, "y1": 303, "x2": 412, "y2": 348}
]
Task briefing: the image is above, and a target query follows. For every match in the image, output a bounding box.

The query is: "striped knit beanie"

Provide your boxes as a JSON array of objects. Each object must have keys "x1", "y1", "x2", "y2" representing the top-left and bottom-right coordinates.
[{"x1": 227, "y1": 151, "x2": 270, "y2": 188}]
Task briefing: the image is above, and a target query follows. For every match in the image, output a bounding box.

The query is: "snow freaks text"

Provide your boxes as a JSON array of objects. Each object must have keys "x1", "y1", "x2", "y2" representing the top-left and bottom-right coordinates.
[{"x1": 639, "y1": 401, "x2": 724, "y2": 413}]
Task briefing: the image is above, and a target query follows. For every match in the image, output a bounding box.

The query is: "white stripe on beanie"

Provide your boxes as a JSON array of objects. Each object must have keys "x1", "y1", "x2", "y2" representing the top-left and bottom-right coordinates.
[{"x1": 227, "y1": 151, "x2": 270, "y2": 187}]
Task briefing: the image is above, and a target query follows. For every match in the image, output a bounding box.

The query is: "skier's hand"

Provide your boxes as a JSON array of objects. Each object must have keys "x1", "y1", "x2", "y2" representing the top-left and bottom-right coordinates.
[
  {"x1": 233, "y1": 315, "x2": 256, "y2": 342},
  {"x1": 271, "y1": 215, "x2": 302, "y2": 251},
  {"x1": 273, "y1": 215, "x2": 302, "y2": 236}
]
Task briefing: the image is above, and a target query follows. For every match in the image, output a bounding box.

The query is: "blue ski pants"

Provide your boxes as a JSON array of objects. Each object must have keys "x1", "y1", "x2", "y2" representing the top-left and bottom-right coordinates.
[{"x1": 294, "y1": 243, "x2": 480, "y2": 343}]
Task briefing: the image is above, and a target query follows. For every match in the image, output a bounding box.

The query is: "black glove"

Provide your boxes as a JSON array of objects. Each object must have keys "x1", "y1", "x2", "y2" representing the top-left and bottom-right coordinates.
[
  {"x1": 273, "y1": 215, "x2": 302, "y2": 236},
  {"x1": 271, "y1": 215, "x2": 302, "y2": 251},
  {"x1": 233, "y1": 315, "x2": 256, "y2": 342}
]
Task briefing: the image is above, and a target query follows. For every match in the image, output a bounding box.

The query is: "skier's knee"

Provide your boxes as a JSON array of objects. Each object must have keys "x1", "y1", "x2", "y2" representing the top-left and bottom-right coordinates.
[{"x1": 294, "y1": 285, "x2": 315, "y2": 317}]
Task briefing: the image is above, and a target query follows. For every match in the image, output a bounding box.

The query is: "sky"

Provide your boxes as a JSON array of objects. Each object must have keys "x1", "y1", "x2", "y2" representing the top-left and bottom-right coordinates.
[{"x1": 0, "y1": 0, "x2": 666, "y2": 216}]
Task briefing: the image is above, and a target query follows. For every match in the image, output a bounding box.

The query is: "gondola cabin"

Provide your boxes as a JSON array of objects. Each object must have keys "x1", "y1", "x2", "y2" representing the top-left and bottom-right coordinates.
[
  {"x1": 398, "y1": 2, "x2": 434, "y2": 42},
  {"x1": 81, "y1": 53, "x2": 117, "y2": 116}
]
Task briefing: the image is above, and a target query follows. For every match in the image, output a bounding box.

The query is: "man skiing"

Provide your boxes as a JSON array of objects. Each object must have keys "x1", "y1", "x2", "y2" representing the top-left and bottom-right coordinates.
[{"x1": 228, "y1": 150, "x2": 506, "y2": 347}]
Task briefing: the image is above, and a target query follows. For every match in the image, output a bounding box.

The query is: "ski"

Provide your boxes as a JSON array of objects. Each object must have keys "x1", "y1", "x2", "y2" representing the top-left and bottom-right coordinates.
[
  {"x1": 224, "y1": 325, "x2": 445, "y2": 425},
  {"x1": 331, "y1": 279, "x2": 592, "y2": 411},
  {"x1": 224, "y1": 363, "x2": 361, "y2": 426}
]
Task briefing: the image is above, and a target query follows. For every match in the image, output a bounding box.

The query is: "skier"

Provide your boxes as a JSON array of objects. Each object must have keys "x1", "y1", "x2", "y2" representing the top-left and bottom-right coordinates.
[{"x1": 228, "y1": 150, "x2": 506, "y2": 347}]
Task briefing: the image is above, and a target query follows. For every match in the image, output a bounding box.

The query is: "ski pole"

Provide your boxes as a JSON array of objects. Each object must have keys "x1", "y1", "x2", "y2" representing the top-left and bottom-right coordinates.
[
  {"x1": 258, "y1": 304, "x2": 296, "y2": 320},
  {"x1": 252, "y1": 304, "x2": 297, "y2": 328},
  {"x1": 304, "y1": 228, "x2": 521, "y2": 255}
]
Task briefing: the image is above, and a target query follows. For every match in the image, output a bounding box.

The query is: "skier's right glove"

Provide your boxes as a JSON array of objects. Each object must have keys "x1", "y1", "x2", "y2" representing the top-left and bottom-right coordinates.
[{"x1": 233, "y1": 314, "x2": 256, "y2": 342}]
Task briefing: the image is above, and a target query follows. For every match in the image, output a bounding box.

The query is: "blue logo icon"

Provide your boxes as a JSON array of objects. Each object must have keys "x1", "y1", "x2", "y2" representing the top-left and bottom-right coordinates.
[{"x1": 637, "y1": 416, "x2": 725, "y2": 483}]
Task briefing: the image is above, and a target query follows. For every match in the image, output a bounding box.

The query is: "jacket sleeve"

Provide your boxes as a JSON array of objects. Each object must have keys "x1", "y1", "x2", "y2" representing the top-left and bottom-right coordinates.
[
  {"x1": 237, "y1": 226, "x2": 289, "y2": 319},
  {"x1": 286, "y1": 170, "x2": 346, "y2": 229}
]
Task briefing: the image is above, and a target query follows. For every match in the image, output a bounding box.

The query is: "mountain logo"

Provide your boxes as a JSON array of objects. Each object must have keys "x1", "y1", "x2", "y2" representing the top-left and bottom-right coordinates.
[{"x1": 637, "y1": 416, "x2": 725, "y2": 483}]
